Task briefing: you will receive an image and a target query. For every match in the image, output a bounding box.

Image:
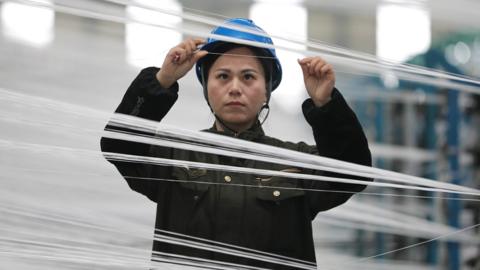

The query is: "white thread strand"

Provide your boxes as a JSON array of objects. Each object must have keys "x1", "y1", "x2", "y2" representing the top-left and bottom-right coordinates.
[
  {"x1": 105, "y1": 113, "x2": 480, "y2": 195},
  {"x1": 357, "y1": 223, "x2": 480, "y2": 262},
  {"x1": 3, "y1": 0, "x2": 480, "y2": 94}
]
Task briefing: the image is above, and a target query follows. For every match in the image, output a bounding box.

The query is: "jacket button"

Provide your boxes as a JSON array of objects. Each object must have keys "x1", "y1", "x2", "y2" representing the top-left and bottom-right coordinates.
[
  {"x1": 273, "y1": 190, "x2": 281, "y2": 197},
  {"x1": 224, "y1": 175, "x2": 232, "y2": 183}
]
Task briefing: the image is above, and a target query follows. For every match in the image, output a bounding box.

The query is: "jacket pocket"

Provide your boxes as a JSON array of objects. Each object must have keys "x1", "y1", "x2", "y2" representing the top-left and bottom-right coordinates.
[
  {"x1": 171, "y1": 166, "x2": 210, "y2": 193},
  {"x1": 255, "y1": 168, "x2": 305, "y2": 202}
]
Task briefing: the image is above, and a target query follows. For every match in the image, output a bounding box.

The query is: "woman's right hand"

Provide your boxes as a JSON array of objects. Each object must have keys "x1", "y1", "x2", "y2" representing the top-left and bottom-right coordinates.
[{"x1": 156, "y1": 38, "x2": 208, "y2": 88}]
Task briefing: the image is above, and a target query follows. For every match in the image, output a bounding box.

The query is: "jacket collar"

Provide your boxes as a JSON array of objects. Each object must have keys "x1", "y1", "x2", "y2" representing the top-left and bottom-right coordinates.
[{"x1": 204, "y1": 121, "x2": 265, "y2": 141}]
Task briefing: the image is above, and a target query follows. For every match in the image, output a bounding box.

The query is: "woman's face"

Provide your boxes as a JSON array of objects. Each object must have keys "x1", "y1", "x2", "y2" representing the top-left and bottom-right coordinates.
[{"x1": 207, "y1": 47, "x2": 267, "y2": 132}]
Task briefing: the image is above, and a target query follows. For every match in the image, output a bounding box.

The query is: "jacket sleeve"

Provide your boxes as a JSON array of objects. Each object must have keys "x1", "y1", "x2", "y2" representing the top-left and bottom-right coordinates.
[
  {"x1": 301, "y1": 88, "x2": 372, "y2": 216},
  {"x1": 100, "y1": 67, "x2": 178, "y2": 202}
]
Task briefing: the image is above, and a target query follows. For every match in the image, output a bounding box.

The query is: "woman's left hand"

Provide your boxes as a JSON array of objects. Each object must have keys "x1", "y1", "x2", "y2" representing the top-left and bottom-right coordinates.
[{"x1": 298, "y1": 57, "x2": 335, "y2": 107}]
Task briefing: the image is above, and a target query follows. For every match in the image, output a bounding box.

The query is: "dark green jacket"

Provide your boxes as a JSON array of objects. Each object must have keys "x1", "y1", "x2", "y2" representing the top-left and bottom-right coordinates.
[{"x1": 101, "y1": 67, "x2": 372, "y2": 269}]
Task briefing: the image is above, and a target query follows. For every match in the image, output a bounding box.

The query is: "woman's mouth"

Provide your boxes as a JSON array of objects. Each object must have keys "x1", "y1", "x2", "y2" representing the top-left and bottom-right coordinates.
[{"x1": 226, "y1": 101, "x2": 244, "y2": 106}]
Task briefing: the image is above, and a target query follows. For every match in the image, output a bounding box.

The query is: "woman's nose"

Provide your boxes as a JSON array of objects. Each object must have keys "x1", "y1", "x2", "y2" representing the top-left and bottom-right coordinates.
[{"x1": 228, "y1": 77, "x2": 242, "y2": 96}]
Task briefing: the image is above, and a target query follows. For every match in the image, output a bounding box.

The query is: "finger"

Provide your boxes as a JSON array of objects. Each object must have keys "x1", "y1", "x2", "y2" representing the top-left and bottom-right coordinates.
[
  {"x1": 188, "y1": 39, "x2": 203, "y2": 58},
  {"x1": 320, "y1": 64, "x2": 332, "y2": 77},
  {"x1": 306, "y1": 58, "x2": 315, "y2": 74},
  {"x1": 172, "y1": 53, "x2": 180, "y2": 64},
  {"x1": 313, "y1": 61, "x2": 325, "y2": 77},
  {"x1": 188, "y1": 39, "x2": 198, "y2": 53},
  {"x1": 308, "y1": 59, "x2": 318, "y2": 75},
  {"x1": 297, "y1": 59, "x2": 309, "y2": 76},
  {"x1": 169, "y1": 48, "x2": 185, "y2": 63},
  {"x1": 297, "y1": 57, "x2": 314, "y2": 65},
  {"x1": 193, "y1": 38, "x2": 206, "y2": 46},
  {"x1": 183, "y1": 39, "x2": 194, "y2": 56},
  {"x1": 175, "y1": 48, "x2": 187, "y2": 63},
  {"x1": 312, "y1": 56, "x2": 326, "y2": 63},
  {"x1": 192, "y1": 50, "x2": 209, "y2": 62},
  {"x1": 322, "y1": 64, "x2": 335, "y2": 81},
  {"x1": 310, "y1": 58, "x2": 325, "y2": 75}
]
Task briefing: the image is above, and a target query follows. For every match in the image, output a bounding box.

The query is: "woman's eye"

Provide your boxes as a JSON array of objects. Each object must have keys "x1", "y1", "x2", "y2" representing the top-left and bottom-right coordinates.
[
  {"x1": 217, "y1": 73, "x2": 228, "y2": 80},
  {"x1": 244, "y1": 74, "x2": 255, "y2": 80}
]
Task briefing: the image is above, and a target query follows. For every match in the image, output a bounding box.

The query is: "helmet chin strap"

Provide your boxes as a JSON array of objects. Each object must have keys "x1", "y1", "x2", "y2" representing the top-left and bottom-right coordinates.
[
  {"x1": 259, "y1": 63, "x2": 273, "y2": 126},
  {"x1": 258, "y1": 103, "x2": 270, "y2": 126}
]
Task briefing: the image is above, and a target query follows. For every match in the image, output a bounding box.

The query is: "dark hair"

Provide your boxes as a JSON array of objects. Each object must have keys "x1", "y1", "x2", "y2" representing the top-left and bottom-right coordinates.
[{"x1": 199, "y1": 42, "x2": 274, "y2": 102}]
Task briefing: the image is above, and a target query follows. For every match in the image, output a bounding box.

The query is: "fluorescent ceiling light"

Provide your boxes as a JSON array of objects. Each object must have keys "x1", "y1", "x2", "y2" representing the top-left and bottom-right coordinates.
[{"x1": 1, "y1": 1, "x2": 54, "y2": 48}]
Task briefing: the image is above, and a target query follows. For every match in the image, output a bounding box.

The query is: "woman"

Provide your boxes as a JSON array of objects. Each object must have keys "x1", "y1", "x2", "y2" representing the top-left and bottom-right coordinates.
[{"x1": 101, "y1": 18, "x2": 371, "y2": 269}]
